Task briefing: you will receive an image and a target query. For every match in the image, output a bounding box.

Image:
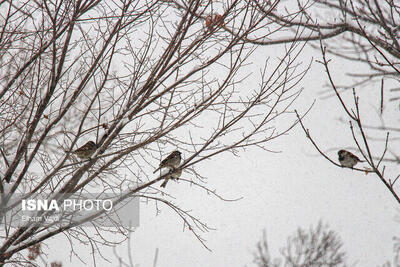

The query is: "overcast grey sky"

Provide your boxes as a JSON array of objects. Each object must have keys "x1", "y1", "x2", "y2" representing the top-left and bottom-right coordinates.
[
  {"x1": 42, "y1": 36, "x2": 400, "y2": 266},
  {"x1": 3, "y1": 0, "x2": 400, "y2": 265}
]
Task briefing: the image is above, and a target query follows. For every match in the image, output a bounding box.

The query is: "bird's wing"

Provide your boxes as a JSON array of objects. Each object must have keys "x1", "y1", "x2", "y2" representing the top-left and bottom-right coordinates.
[
  {"x1": 350, "y1": 154, "x2": 361, "y2": 161},
  {"x1": 74, "y1": 145, "x2": 89, "y2": 153},
  {"x1": 160, "y1": 153, "x2": 174, "y2": 166}
]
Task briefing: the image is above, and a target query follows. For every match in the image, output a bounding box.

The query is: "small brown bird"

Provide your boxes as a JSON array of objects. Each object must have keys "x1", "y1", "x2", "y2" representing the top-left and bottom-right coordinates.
[
  {"x1": 160, "y1": 168, "x2": 182, "y2": 188},
  {"x1": 205, "y1": 13, "x2": 225, "y2": 30},
  {"x1": 338, "y1": 149, "x2": 364, "y2": 168},
  {"x1": 153, "y1": 150, "x2": 182, "y2": 174},
  {"x1": 72, "y1": 141, "x2": 97, "y2": 159}
]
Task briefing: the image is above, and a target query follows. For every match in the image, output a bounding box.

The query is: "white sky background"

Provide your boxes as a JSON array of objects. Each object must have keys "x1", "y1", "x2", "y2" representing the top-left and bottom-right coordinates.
[
  {"x1": 38, "y1": 3, "x2": 400, "y2": 267},
  {"x1": 44, "y1": 41, "x2": 400, "y2": 266},
  {"x1": 130, "y1": 46, "x2": 400, "y2": 266}
]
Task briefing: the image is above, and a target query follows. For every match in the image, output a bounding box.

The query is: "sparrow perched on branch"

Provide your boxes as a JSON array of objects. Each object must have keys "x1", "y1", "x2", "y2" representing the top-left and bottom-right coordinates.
[
  {"x1": 72, "y1": 141, "x2": 97, "y2": 159},
  {"x1": 153, "y1": 150, "x2": 182, "y2": 174},
  {"x1": 160, "y1": 168, "x2": 182, "y2": 188},
  {"x1": 338, "y1": 149, "x2": 364, "y2": 168},
  {"x1": 205, "y1": 13, "x2": 225, "y2": 30}
]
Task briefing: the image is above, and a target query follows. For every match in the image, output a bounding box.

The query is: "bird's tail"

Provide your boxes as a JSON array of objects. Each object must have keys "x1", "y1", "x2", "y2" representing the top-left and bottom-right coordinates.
[
  {"x1": 160, "y1": 178, "x2": 169, "y2": 188},
  {"x1": 153, "y1": 167, "x2": 160, "y2": 174}
]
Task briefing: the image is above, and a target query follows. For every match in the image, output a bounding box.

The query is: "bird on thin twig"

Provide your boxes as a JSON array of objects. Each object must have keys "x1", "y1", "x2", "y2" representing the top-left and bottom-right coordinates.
[
  {"x1": 205, "y1": 13, "x2": 225, "y2": 30},
  {"x1": 153, "y1": 150, "x2": 182, "y2": 174},
  {"x1": 338, "y1": 149, "x2": 364, "y2": 168},
  {"x1": 160, "y1": 168, "x2": 182, "y2": 188},
  {"x1": 72, "y1": 141, "x2": 97, "y2": 159}
]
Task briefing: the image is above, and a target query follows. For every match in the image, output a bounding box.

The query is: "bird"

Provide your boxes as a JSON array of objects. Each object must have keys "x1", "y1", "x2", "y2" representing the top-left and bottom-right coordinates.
[
  {"x1": 205, "y1": 14, "x2": 225, "y2": 30},
  {"x1": 160, "y1": 168, "x2": 182, "y2": 188},
  {"x1": 338, "y1": 149, "x2": 364, "y2": 168},
  {"x1": 153, "y1": 150, "x2": 182, "y2": 174},
  {"x1": 72, "y1": 141, "x2": 97, "y2": 159}
]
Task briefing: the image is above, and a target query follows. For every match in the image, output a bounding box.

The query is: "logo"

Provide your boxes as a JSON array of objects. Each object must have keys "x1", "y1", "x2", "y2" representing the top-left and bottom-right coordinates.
[
  {"x1": 21, "y1": 199, "x2": 113, "y2": 211},
  {"x1": 3, "y1": 193, "x2": 139, "y2": 228}
]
